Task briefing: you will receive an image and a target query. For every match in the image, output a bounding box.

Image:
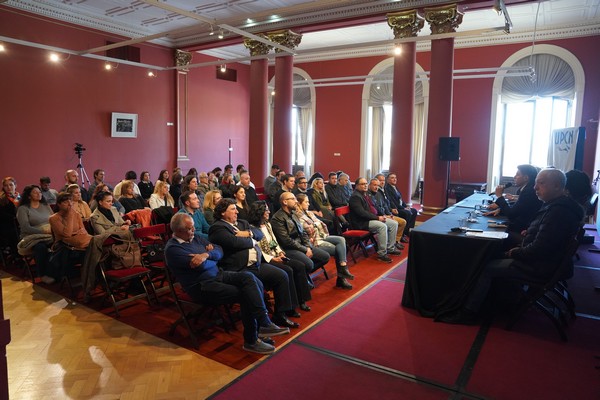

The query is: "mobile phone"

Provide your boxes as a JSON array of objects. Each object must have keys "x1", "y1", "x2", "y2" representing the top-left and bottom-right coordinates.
[{"x1": 281, "y1": 256, "x2": 290, "y2": 261}]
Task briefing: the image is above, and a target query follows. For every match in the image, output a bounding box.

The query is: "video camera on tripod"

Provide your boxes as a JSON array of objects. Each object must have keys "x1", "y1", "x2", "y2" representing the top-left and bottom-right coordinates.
[{"x1": 74, "y1": 143, "x2": 86, "y2": 158}]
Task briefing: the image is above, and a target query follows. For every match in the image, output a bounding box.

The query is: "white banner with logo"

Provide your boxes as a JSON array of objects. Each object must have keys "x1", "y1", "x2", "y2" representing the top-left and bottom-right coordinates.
[{"x1": 547, "y1": 127, "x2": 579, "y2": 171}]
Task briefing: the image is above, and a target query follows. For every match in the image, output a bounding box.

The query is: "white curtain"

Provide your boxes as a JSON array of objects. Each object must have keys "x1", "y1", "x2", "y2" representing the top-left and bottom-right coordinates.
[
  {"x1": 298, "y1": 107, "x2": 312, "y2": 171},
  {"x1": 501, "y1": 54, "x2": 575, "y2": 103},
  {"x1": 371, "y1": 107, "x2": 385, "y2": 175}
]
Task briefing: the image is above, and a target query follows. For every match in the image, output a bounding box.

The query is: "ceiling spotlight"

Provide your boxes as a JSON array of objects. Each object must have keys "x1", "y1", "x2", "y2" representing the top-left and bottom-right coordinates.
[
  {"x1": 271, "y1": 90, "x2": 276, "y2": 96},
  {"x1": 394, "y1": 46, "x2": 402, "y2": 55},
  {"x1": 246, "y1": 18, "x2": 253, "y2": 24},
  {"x1": 218, "y1": 29, "x2": 224, "y2": 39},
  {"x1": 49, "y1": 52, "x2": 61, "y2": 62},
  {"x1": 209, "y1": 25, "x2": 214, "y2": 36},
  {"x1": 220, "y1": 65, "x2": 226, "y2": 73},
  {"x1": 0, "y1": 43, "x2": 5, "y2": 52}
]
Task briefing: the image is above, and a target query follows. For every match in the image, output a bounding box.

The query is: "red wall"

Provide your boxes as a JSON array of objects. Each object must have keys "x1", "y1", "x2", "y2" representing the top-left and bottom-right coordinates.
[{"x1": 0, "y1": 7, "x2": 250, "y2": 190}]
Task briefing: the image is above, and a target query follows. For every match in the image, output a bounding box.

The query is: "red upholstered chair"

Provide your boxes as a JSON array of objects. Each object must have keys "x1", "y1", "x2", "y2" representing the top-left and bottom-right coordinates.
[
  {"x1": 98, "y1": 236, "x2": 155, "y2": 317},
  {"x1": 334, "y1": 206, "x2": 377, "y2": 263},
  {"x1": 164, "y1": 261, "x2": 236, "y2": 348},
  {"x1": 133, "y1": 224, "x2": 170, "y2": 299}
]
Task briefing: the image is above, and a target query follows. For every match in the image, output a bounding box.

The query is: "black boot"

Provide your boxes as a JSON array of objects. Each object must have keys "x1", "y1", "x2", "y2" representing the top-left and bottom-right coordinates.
[
  {"x1": 335, "y1": 277, "x2": 353, "y2": 290},
  {"x1": 337, "y1": 265, "x2": 354, "y2": 280}
]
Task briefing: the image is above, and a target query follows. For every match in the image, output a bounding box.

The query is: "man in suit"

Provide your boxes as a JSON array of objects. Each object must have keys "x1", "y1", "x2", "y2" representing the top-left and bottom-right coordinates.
[
  {"x1": 238, "y1": 172, "x2": 259, "y2": 206},
  {"x1": 208, "y1": 198, "x2": 299, "y2": 328},
  {"x1": 165, "y1": 213, "x2": 288, "y2": 354},
  {"x1": 349, "y1": 177, "x2": 402, "y2": 263},
  {"x1": 272, "y1": 174, "x2": 295, "y2": 213},
  {"x1": 383, "y1": 173, "x2": 417, "y2": 241},
  {"x1": 368, "y1": 178, "x2": 406, "y2": 250}
]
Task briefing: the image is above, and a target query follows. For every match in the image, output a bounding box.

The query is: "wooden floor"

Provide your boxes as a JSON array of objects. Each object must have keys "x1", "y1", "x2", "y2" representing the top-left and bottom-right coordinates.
[{"x1": 2, "y1": 270, "x2": 245, "y2": 399}]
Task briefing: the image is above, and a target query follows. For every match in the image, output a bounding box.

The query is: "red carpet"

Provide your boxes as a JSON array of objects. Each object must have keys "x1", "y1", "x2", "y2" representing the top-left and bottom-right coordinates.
[
  {"x1": 211, "y1": 343, "x2": 451, "y2": 400},
  {"x1": 385, "y1": 259, "x2": 406, "y2": 281},
  {"x1": 299, "y1": 280, "x2": 479, "y2": 386},
  {"x1": 468, "y1": 316, "x2": 600, "y2": 399}
]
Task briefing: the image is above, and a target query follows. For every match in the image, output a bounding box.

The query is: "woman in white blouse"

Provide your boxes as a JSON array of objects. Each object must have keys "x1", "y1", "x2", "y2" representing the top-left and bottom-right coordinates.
[{"x1": 149, "y1": 180, "x2": 175, "y2": 209}]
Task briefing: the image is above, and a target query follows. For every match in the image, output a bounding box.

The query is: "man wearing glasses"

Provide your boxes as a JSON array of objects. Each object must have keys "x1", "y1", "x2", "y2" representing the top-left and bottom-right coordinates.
[{"x1": 349, "y1": 178, "x2": 402, "y2": 263}]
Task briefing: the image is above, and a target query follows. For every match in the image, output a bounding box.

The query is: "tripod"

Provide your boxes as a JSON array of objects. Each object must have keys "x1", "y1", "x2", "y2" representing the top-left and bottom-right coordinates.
[{"x1": 76, "y1": 152, "x2": 91, "y2": 189}]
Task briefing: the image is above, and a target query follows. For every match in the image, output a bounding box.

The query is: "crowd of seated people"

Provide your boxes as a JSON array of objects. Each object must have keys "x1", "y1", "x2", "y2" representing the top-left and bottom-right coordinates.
[{"x1": 4, "y1": 162, "x2": 589, "y2": 353}]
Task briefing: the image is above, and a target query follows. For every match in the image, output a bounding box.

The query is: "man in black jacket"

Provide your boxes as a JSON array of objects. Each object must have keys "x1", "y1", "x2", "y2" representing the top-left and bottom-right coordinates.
[
  {"x1": 383, "y1": 173, "x2": 417, "y2": 240},
  {"x1": 440, "y1": 168, "x2": 584, "y2": 324},
  {"x1": 349, "y1": 177, "x2": 402, "y2": 263},
  {"x1": 208, "y1": 198, "x2": 298, "y2": 328}
]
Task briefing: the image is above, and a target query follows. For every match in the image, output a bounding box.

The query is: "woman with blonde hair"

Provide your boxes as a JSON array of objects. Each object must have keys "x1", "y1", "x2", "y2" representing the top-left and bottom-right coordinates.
[
  {"x1": 202, "y1": 190, "x2": 222, "y2": 225},
  {"x1": 295, "y1": 193, "x2": 352, "y2": 290},
  {"x1": 149, "y1": 180, "x2": 175, "y2": 209},
  {"x1": 66, "y1": 184, "x2": 92, "y2": 220}
]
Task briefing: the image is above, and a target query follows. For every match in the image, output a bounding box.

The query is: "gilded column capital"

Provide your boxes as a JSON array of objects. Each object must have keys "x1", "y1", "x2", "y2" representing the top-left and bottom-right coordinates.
[
  {"x1": 387, "y1": 10, "x2": 424, "y2": 39},
  {"x1": 266, "y1": 29, "x2": 302, "y2": 53},
  {"x1": 175, "y1": 49, "x2": 193, "y2": 72},
  {"x1": 424, "y1": 4, "x2": 464, "y2": 34},
  {"x1": 243, "y1": 35, "x2": 273, "y2": 56}
]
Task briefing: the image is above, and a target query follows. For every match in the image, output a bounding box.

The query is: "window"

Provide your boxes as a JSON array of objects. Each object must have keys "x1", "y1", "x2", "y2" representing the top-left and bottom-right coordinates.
[{"x1": 500, "y1": 96, "x2": 573, "y2": 177}]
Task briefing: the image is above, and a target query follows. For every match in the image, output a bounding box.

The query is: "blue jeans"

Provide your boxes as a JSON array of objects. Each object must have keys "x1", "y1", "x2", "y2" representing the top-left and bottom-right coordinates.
[
  {"x1": 318, "y1": 235, "x2": 347, "y2": 264},
  {"x1": 368, "y1": 218, "x2": 398, "y2": 256}
]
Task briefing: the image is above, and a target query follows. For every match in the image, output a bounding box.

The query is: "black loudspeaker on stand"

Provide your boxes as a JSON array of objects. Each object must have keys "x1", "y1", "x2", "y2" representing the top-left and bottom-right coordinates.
[{"x1": 439, "y1": 137, "x2": 460, "y2": 161}]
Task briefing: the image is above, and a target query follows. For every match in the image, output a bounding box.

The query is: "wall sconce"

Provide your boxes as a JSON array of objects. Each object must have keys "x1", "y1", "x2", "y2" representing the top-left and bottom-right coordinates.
[
  {"x1": 104, "y1": 62, "x2": 118, "y2": 71},
  {"x1": 209, "y1": 25, "x2": 215, "y2": 36},
  {"x1": 0, "y1": 43, "x2": 5, "y2": 52},
  {"x1": 219, "y1": 64, "x2": 226, "y2": 73},
  {"x1": 394, "y1": 45, "x2": 402, "y2": 55},
  {"x1": 147, "y1": 70, "x2": 157, "y2": 77},
  {"x1": 218, "y1": 29, "x2": 224, "y2": 39}
]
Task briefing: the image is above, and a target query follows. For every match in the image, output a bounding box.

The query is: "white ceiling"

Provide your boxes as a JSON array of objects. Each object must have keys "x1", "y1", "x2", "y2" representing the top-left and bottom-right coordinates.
[{"x1": 3, "y1": 0, "x2": 600, "y2": 66}]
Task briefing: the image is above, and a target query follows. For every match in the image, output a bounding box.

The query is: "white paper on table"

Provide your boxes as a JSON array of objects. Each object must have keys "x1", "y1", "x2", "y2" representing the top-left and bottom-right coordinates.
[{"x1": 465, "y1": 231, "x2": 509, "y2": 239}]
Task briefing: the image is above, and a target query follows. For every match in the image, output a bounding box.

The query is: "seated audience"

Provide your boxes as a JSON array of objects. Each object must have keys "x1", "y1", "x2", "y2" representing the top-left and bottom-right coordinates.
[
  {"x1": 440, "y1": 168, "x2": 584, "y2": 324},
  {"x1": 138, "y1": 171, "x2": 154, "y2": 200},
  {"x1": 118, "y1": 180, "x2": 147, "y2": 213},
  {"x1": 149, "y1": 180, "x2": 175, "y2": 210},
  {"x1": 369, "y1": 178, "x2": 406, "y2": 249},
  {"x1": 234, "y1": 164, "x2": 245, "y2": 184},
  {"x1": 233, "y1": 185, "x2": 250, "y2": 222},
  {"x1": 202, "y1": 190, "x2": 222, "y2": 225},
  {"x1": 263, "y1": 164, "x2": 280, "y2": 196},
  {"x1": 295, "y1": 193, "x2": 353, "y2": 290},
  {"x1": 565, "y1": 169, "x2": 593, "y2": 208},
  {"x1": 248, "y1": 200, "x2": 312, "y2": 312},
  {"x1": 310, "y1": 177, "x2": 337, "y2": 232},
  {"x1": 272, "y1": 174, "x2": 295, "y2": 213},
  {"x1": 292, "y1": 175, "x2": 309, "y2": 197},
  {"x1": 169, "y1": 172, "x2": 183, "y2": 206},
  {"x1": 349, "y1": 177, "x2": 401, "y2": 263},
  {"x1": 165, "y1": 213, "x2": 289, "y2": 354},
  {"x1": 270, "y1": 193, "x2": 331, "y2": 288},
  {"x1": 66, "y1": 184, "x2": 92, "y2": 221},
  {"x1": 89, "y1": 184, "x2": 125, "y2": 215},
  {"x1": 325, "y1": 172, "x2": 348, "y2": 208},
  {"x1": 181, "y1": 175, "x2": 204, "y2": 207},
  {"x1": 62, "y1": 169, "x2": 90, "y2": 203},
  {"x1": 177, "y1": 191, "x2": 210, "y2": 239},
  {"x1": 113, "y1": 170, "x2": 141, "y2": 198},
  {"x1": 337, "y1": 173, "x2": 352, "y2": 205},
  {"x1": 156, "y1": 169, "x2": 171, "y2": 187},
  {"x1": 383, "y1": 173, "x2": 417, "y2": 240},
  {"x1": 87, "y1": 169, "x2": 112, "y2": 199},
  {"x1": 39, "y1": 176, "x2": 58, "y2": 205},
  {"x1": 238, "y1": 172, "x2": 258, "y2": 205},
  {"x1": 208, "y1": 198, "x2": 298, "y2": 328},
  {"x1": 90, "y1": 191, "x2": 132, "y2": 235},
  {"x1": 219, "y1": 174, "x2": 236, "y2": 199},
  {"x1": 484, "y1": 164, "x2": 543, "y2": 245},
  {"x1": 198, "y1": 172, "x2": 210, "y2": 195},
  {"x1": 16, "y1": 185, "x2": 54, "y2": 283},
  {"x1": 269, "y1": 170, "x2": 286, "y2": 202},
  {"x1": 0, "y1": 176, "x2": 20, "y2": 253}
]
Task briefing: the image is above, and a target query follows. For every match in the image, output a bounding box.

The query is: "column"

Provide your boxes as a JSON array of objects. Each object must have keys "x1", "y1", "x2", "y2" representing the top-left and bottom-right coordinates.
[
  {"x1": 174, "y1": 49, "x2": 192, "y2": 166},
  {"x1": 243, "y1": 37, "x2": 272, "y2": 180},
  {"x1": 422, "y1": 4, "x2": 463, "y2": 214},
  {"x1": 387, "y1": 10, "x2": 423, "y2": 204},
  {"x1": 267, "y1": 30, "x2": 302, "y2": 174}
]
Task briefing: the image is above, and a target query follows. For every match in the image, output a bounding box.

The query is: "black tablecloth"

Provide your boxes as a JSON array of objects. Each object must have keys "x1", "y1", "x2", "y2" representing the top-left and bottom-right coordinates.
[{"x1": 401, "y1": 194, "x2": 506, "y2": 318}]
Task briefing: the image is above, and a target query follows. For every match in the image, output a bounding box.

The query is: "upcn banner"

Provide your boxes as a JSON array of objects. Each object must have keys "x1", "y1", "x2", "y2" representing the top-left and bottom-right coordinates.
[{"x1": 547, "y1": 127, "x2": 585, "y2": 171}]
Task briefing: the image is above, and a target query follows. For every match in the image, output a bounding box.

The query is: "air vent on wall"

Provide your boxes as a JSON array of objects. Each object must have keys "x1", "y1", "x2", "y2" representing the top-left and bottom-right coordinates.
[
  {"x1": 216, "y1": 66, "x2": 237, "y2": 82},
  {"x1": 106, "y1": 42, "x2": 140, "y2": 62}
]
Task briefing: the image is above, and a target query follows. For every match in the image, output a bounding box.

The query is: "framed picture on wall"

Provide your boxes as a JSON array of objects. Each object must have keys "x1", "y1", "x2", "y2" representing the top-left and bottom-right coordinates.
[{"x1": 111, "y1": 112, "x2": 138, "y2": 138}]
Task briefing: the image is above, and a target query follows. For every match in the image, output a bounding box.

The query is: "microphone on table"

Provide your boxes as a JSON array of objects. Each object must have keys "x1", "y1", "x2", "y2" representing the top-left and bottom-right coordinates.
[{"x1": 489, "y1": 182, "x2": 512, "y2": 195}]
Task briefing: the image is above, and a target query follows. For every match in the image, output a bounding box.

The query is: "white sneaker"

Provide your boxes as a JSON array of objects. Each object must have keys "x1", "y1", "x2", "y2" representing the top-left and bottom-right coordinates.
[{"x1": 40, "y1": 276, "x2": 55, "y2": 284}]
